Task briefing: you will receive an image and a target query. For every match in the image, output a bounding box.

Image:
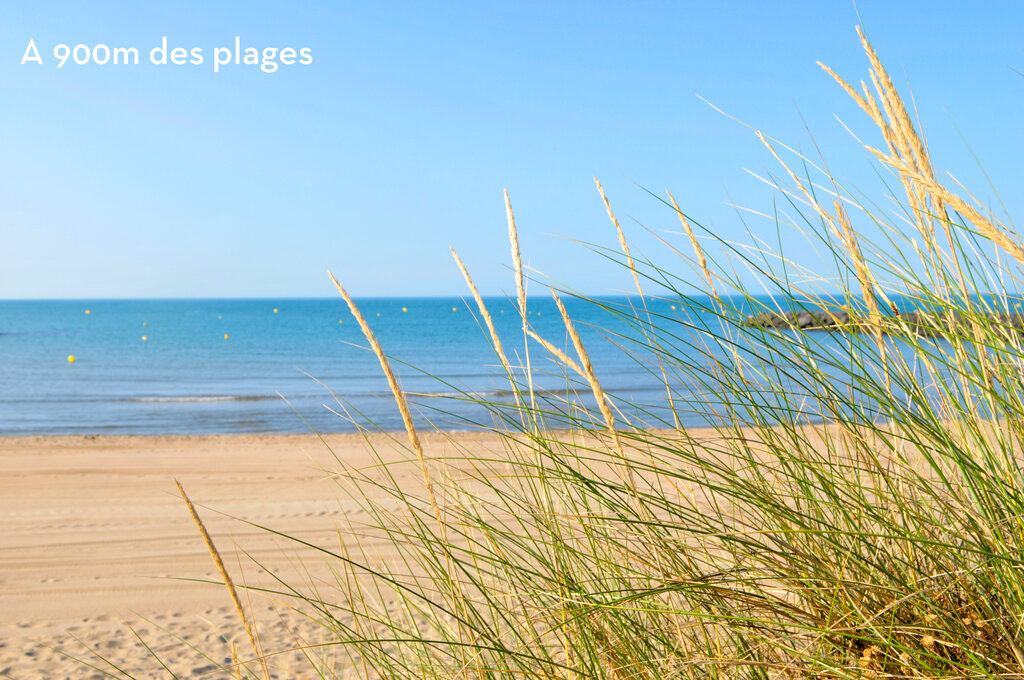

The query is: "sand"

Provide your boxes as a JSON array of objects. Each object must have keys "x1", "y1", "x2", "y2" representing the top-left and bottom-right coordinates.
[{"x1": 0, "y1": 431, "x2": 509, "y2": 679}]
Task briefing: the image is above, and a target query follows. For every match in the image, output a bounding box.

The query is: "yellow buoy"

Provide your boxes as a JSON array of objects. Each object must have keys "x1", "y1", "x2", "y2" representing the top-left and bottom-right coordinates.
[
  {"x1": 452, "y1": 307, "x2": 457, "y2": 312},
  {"x1": 376, "y1": 312, "x2": 380, "y2": 317},
  {"x1": 671, "y1": 305, "x2": 677, "y2": 310},
  {"x1": 224, "y1": 333, "x2": 229, "y2": 340},
  {"x1": 84, "y1": 309, "x2": 90, "y2": 315},
  {"x1": 67, "y1": 355, "x2": 76, "y2": 363},
  {"x1": 402, "y1": 307, "x2": 407, "y2": 312},
  {"x1": 338, "y1": 319, "x2": 343, "y2": 324},
  {"x1": 273, "y1": 308, "x2": 278, "y2": 313},
  {"x1": 142, "y1": 321, "x2": 147, "y2": 326},
  {"x1": 142, "y1": 335, "x2": 148, "y2": 341}
]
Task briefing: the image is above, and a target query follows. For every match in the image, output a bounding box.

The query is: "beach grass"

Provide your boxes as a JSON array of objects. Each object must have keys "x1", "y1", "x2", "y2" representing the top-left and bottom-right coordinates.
[{"x1": 123, "y1": 26, "x2": 1024, "y2": 679}]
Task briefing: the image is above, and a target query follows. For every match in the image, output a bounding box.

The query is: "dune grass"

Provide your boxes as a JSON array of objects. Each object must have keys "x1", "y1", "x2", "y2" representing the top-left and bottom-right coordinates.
[{"x1": 156, "y1": 26, "x2": 1024, "y2": 679}]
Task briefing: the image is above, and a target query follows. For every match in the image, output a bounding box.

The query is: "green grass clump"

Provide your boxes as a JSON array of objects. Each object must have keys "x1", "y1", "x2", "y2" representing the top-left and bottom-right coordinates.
[{"x1": 170, "y1": 26, "x2": 1024, "y2": 680}]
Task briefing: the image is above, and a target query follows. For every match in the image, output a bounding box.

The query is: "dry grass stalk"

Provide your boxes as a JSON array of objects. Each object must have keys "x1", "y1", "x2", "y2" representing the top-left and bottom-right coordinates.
[
  {"x1": 821, "y1": 40, "x2": 942, "y2": 280},
  {"x1": 756, "y1": 131, "x2": 835, "y2": 229},
  {"x1": 329, "y1": 271, "x2": 474, "y2": 660},
  {"x1": 860, "y1": 81, "x2": 900, "y2": 156},
  {"x1": 833, "y1": 199, "x2": 879, "y2": 325},
  {"x1": 756, "y1": 129, "x2": 900, "y2": 324},
  {"x1": 871, "y1": 147, "x2": 997, "y2": 399},
  {"x1": 818, "y1": 62, "x2": 872, "y2": 122},
  {"x1": 231, "y1": 644, "x2": 243, "y2": 680},
  {"x1": 668, "y1": 190, "x2": 717, "y2": 297},
  {"x1": 175, "y1": 479, "x2": 265, "y2": 677},
  {"x1": 867, "y1": 65, "x2": 945, "y2": 280},
  {"x1": 506, "y1": 189, "x2": 527, "y2": 317},
  {"x1": 547, "y1": 289, "x2": 653, "y2": 528},
  {"x1": 833, "y1": 198, "x2": 892, "y2": 390},
  {"x1": 499, "y1": 195, "x2": 574, "y2": 668},
  {"x1": 595, "y1": 177, "x2": 643, "y2": 296},
  {"x1": 868, "y1": 70, "x2": 919, "y2": 181},
  {"x1": 755, "y1": 129, "x2": 883, "y2": 292},
  {"x1": 506, "y1": 190, "x2": 541, "y2": 421},
  {"x1": 868, "y1": 150, "x2": 1024, "y2": 269},
  {"x1": 840, "y1": 25, "x2": 1001, "y2": 430},
  {"x1": 450, "y1": 247, "x2": 514, "y2": 379},
  {"x1": 328, "y1": 271, "x2": 444, "y2": 528},
  {"x1": 863, "y1": 34, "x2": 967, "y2": 298},
  {"x1": 597, "y1": 177, "x2": 682, "y2": 430},
  {"x1": 550, "y1": 290, "x2": 624, "y2": 456},
  {"x1": 525, "y1": 327, "x2": 585, "y2": 378},
  {"x1": 824, "y1": 26, "x2": 972, "y2": 298},
  {"x1": 857, "y1": 26, "x2": 932, "y2": 183},
  {"x1": 663, "y1": 191, "x2": 752, "y2": 399},
  {"x1": 859, "y1": 75, "x2": 936, "y2": 269},
  {"x1": 756, "y1": 124, "x2": 907, "y2": 394}
]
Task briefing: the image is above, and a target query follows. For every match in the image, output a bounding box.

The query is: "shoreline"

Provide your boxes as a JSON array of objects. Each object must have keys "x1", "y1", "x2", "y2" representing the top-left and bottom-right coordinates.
[{"x1": 0, "y1": 428, "x2": 491, "y2": 439}]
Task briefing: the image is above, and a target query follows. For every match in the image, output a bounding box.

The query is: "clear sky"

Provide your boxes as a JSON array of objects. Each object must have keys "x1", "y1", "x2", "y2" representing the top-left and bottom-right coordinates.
[{"x1": 1, "y1": 1, "x2": 1021, "y2": 299}]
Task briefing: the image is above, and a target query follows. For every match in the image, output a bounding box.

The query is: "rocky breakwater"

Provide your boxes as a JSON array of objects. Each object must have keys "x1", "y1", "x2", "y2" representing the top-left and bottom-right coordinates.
[
  {"x1": 745, "y1": 308, "x2": 1024, "y2": 336},
  {"x1": 745, "y1": 309, "x2": 853, "y2": 331}
]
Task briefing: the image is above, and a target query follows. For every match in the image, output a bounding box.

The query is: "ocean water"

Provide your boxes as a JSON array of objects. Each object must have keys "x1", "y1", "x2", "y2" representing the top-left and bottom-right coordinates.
[
  {"x1": 0, "y1": 296, "x2": 719, "y2": 435},
  {"x1": 1, "y1": 295, "x2": 953, "y2": 435}
]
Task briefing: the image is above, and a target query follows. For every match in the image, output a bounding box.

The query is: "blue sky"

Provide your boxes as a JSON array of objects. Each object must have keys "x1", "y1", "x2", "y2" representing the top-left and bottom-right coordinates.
[{"x1": 1, "y1": 1, "x2": 1021, "y2": 298}]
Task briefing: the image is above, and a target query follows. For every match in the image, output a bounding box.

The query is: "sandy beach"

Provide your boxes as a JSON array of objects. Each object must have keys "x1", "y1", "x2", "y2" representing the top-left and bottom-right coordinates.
[{"x1": 0, "y1": 431, "x2": 509, "y2": 679}]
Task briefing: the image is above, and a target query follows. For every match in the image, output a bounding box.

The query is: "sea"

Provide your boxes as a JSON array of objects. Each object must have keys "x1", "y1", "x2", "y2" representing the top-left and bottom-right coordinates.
[
  {"x1": 0, "y1": 295, "x2": 946, "y2": 436},
  {"x1": 0, "y1": 296, "x2": 718, "y2": 435}
]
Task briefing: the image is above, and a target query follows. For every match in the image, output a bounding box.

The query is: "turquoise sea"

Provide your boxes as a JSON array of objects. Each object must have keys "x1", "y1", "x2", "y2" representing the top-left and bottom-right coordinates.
[
  {"x1": 0, "y1": 296, "x2": 712, "y2": 435},
  {"x1": 1, "y1": 295, "x2": 961, "y2": 435}
]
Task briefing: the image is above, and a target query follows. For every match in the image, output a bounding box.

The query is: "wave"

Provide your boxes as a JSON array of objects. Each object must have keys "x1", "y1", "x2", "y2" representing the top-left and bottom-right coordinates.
[
  {"x1": 406, "y1": 384, "x2": 672, "y2": 400},
  {"x1": 126, "y1": 395, "x2": 279, "y2": 403},
  {"x1": 406, "y1": 390, "x2": 505, "y2": 399}
]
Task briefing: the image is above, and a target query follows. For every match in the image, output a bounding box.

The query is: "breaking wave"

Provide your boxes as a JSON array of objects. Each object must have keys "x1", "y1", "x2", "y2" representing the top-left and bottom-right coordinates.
[{"x1": 126, "y1": 395, "x2": 278, "y2": 403}]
